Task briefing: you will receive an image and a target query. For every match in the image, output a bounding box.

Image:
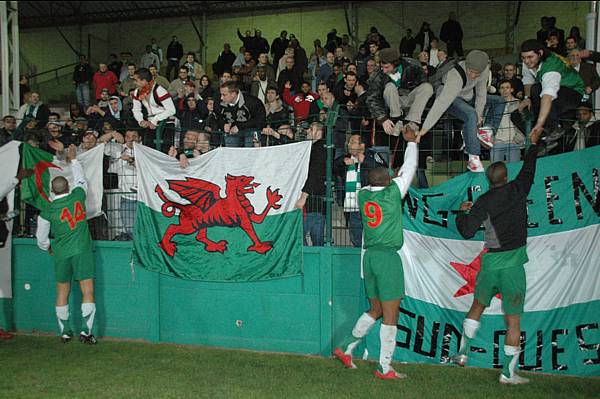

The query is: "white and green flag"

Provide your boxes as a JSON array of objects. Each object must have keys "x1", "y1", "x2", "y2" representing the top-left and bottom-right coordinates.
[
  {"x1": 363, "y1": 146, "x2": 600, "y2": 377},
  {"x1": 132, "y1": 142, "x2": 312, "y2": 282}
]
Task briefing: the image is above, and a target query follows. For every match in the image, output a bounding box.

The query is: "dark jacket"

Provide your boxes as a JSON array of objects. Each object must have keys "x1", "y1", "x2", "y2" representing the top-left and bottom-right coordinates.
[
  {"x1": 577, "y1": 62, "x2": 600, "y2": 92},
  {"x1": 167, "y1": 41, "x2": 184, "y2": 60},
  {"x1": 333, "y1": 153, "x2": 378, "y2": 189},
  {"x1": 302, "y1": 139, "x2": 328, "y2": 214},
  {"x1": 399, "y1": 36, "x2": 416, "y2": 56},
  {"x1": 277, "y1": 66, "x2": 304, "y2": 94},
  {"x1": 348, "y1": 91, "x2": 371, "y2": 134},
  {"x1": 0, "y1": 128, "x2": 14, "y2": 147},
  {"x1": 333, "y1": 80, "x2": 358, "y2": 106},
  {"x1": 218, "y1": 92, "x2": 265, "y2": 132},
  {"x1": 562, "y1": 119, "x2": 600, "y2": 152},
  {"x1": 270, "y1": 37, "x2": 289, "y2": 64},
  {"x1": 250, "y1": 79, "x2": 277, "y2": 99},
  {"x1": 177, "y1": 98, "x2": 209, "y2": 131},
  {"x1": 415, "y1": 29, "x2": 437, "y2": 52},
  {"x1": 440, "y1": 20, "x2": 463, "y2": 44},
  {"x1": 457, "y1": 145, "x2": 538, "y2": 252},
  {"x1": 73, "y1": 63, "x2": 94, "y2": 84},
  {"x1": 366, "y1": 58, "x2": 427, "y2": 122},
  {"x1": 213, "y1": 51, "x2": 237, "y2": 76}
]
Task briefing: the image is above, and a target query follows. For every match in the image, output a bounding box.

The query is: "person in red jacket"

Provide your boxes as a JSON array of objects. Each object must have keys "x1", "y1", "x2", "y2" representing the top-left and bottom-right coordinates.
[
  {"x1": 282, "y1": 80, "x2": 319, "y2": 124},
  {"x1": 92, "y1": 63, "x2": 119, "y2": 101}
]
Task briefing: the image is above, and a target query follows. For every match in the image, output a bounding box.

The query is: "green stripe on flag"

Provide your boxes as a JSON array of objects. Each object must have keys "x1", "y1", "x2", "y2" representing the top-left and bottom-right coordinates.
[
  {"x1": 20, "y1": 143, "x2": 57, "y2": 211},
  {"x1": 132, "y1": 203, "x2": 304, "y2": 282}
]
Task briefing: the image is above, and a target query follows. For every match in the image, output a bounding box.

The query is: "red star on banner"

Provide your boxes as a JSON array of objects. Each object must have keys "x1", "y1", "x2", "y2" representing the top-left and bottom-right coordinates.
[{"x1": 450, "y1": 248, "x2": 501, "y2": 299}]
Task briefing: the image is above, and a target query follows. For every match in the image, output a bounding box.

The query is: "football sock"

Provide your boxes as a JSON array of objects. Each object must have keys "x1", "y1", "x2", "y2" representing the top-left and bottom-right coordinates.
[
  {"x1": 81, "y1": 302, "x2": 96, "y2": 336},
  {"x1": 502, "y1": 345, "x2": 520, "y2": 378},
  {"x1": 458, "y1": 318, "x2": 480, "y2": 355},
  {"x1": 378, "y1": 323, "x2": 397, "y2": 374},
  {"x1": 56, "y1": 305, "x2": 71, "y2": 336},
  {"x1": 342, "y1": 313, "x2": 376, "y2": 356}
]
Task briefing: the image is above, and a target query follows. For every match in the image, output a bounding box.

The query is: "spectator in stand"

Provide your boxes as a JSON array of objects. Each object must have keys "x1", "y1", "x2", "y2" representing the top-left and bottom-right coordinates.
[
  {"x1": 140, "y1": 45, "x2": 160, "y2": 70},
  {"x1": 562, "y1": 102, "x2": 600, "y2": 151},
  {"x1": 418, "y1": 51, "x2": 435, "y2": 76},
  {"x1": 520, "y1": 40, "x2": 584, "y2": 154},
  {"x1": 251, "y1": 66, "x2": 277, "y2": 104},
  {"x1": 326, "y1": 63, "x2": 344, "y2": 91},
  {"x1": 537, "y1": 16, "x2": 551, "y2": 44},
  {"x1": 308, "y1": 47, "x2": 327, "y2": 92},
  {"x1": 168, "y1": 130, "x2": 203, "y2": 169},
  {"x1": 400, "y1": 29, "x2": 417, "y2": 57},
  {"x1": 0, "y1": 115, "x2": 16, "y2": 145},
  {"x1": 546, "y1": 31, "x2": 566, "y2": 56},
  {"x1": 263, "y1": 88, "x2": 290, "y2": 146},
  {"x1": 177, "y1": 93, "x2": 209, "y2": 132},
  {"x1": 325, "y1": 29, "x2": 342, "y2": 53},
  {"x1": 87, "y1": 96, "x2": 125, "y2": 131},
  {"x1": 488, "y1": 79, "x2": 526, "y2": 162},
  {"x1": 118, "y1": 63, "x2": 137, "y2": 98},
  {"x1": 317, "y1": 52, "x2": 335, "y2": 87},
  {"x1": 499, "y1": 63, "x2": 524, "y2": 99},
  {"x1": 19, "y1": 75, "x2": 30, "y2": 105},
  {"x1": 232, "y1": 46, "x2": 246, "y2": 69},
  {"x1": 348, "y1": 78, "x2": 371, "y2": 138},
  {"x1": 437, "y1": 49, "x2": 448, "y2": 65},
  {"x1": 364, "y1": 58, "x2": 377, "y2": 81},
  {"x1": 108, "y1": 53, "x2": 122, "y2": 80},
  {"x1": 252, "y1": 53, "x2": 276, "y2": 83},
  {"x1": 415, "y1": 21, "x2": 437, "y2": 52},
  {"x1": 183, "y1": 52, "x2": 205, "y2": 82},
  {"x1": 271, "y1": 31, "x2": 289, "y2": 68},
  {"x1": 283, "y1": 81, "x2": 319, "y2": 124},
  {"x1": 565, "y1": 36, "x2": 579, "y2": 52},
  {"x1": 261, "y1": 124, "x2": 294, "y2": 147},
  {"x1": 568, "y1": 49, "x2": 600, "y2": 96},
  {"x1": 168, "y1": 66, "x2": 197, "y2": 99},
  {"x1": 150, "y1": 38, "x2": 163, "y2": 70},
  {"x1": 218, "y1": 81, "x2": 265, "y2": 148},
  {"x1": 95, "y1": 88, "x2": 111, "y2": 108},
  {"x1": 92, "y1": 63, "x2": 119, "y2": 101},
  {"x1": 276, "y1": 47, "x2": 294, "y2": 79},
  {"x1": 148, "y1": 64, "x2": 170, "y2": 89},
  {"x1": 569, "y1": 26, "x2": 585, "y2": 49},
  {"x1": 233, "y1": 50, "x2": 257, "y2": 91},
  {"x1": 290, "y1": 38, "x2": 308, "y2": 75},
  {"x1": 203, "y1": 97, "x2": 220, "y2": 137},
  {"x1": 119, "y1": 52, "x2": 134, "y2": 82},
  {"x1": 341, "y1": 35, "x2": 357, "y2": 61},
  {"x1": 440, "y1": 12, "x2": 464, "y2": 57},
  {"x1": 333, "y1": 71, "x2": 358, "y2": 106},
  {"x1": 213, "y1": 43, "x2": 236, "y2": 77},
  {"x1": 253, "y1": 30, "x2": 270, "y2": 59},
  {"x1": 132, "y1": 68, "x2": 176, "y2": 151},
  {"x1": 237, "y1": 29, "x2": 255, "y2": 56},
  {"x1": 277, "y1": 55, "x2": 303, "y2": 94},
  {"x1": 166, "y1": 36, "x2": 184, "y2": 81},
  {"x1": 65, "y1": 103, "x2": 87, "y2": 132},
  {"x1": 73, "y1": 55, "x2": 94, "y2": 109},
  {"x1": 367, "y1": 41, "x2": 380, "y2": 65},
  {"x1": 370, "y1": 27, "x2": 390, "y2": 49},
  {"x1": 335, "y1": 47, "x2": 351, "y2": 67},
  {"x1": 548, "y1": 16, "x2": 565, "y2": 45},
  {"x1": 198, "y1": 75, "x2": 215, "y2": 99},
  {"x1": 429, "y1": 38, "x2": 441, "y2": 68},
  {"x1": 15, "y1": 91, "x2": 51, "y2": 128}
]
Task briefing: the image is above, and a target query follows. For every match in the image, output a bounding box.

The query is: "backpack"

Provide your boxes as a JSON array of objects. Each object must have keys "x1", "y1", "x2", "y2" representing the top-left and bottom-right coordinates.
[{"x1": 428, "y1": 58, "x2": 467, "y2": 91}]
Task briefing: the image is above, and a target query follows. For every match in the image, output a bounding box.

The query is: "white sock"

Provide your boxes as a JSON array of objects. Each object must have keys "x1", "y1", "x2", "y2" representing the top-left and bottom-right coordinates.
[
  {"x1": 81, "y1": 303, "x2": 96, "y2": 336},
  {"x1": 55, "y1": 305, "x2": 69, "y2": 335},
  {"x1": 503, "y1": 345, "x2": 520, "y2": 378},
  {"x1": 459, "y1": 318, "x2": 480, "y2": 354},
  {"x1": 345, "y1": 313, "x2": 376, "y2": 355},
  {"x1": 379, "y1": 324, "x2": 397, "y2": 374}
]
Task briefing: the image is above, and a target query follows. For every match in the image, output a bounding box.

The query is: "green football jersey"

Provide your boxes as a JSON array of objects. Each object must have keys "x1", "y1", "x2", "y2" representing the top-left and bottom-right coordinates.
[
  {"x1": 536, "y1": 52, "x2": 585, "y2": 95},
  {"x1": 358, "y1": 183, "x2": 404, "y2": 250},
  {"x1": 41, "y1": 187, "x2": 92, "y2": 260}
]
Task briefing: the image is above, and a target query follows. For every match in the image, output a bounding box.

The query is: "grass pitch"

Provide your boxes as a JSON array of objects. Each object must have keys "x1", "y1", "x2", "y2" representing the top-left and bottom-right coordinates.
[{"x1": 0, "y1": 335, "x2": 598, "y2": 399}]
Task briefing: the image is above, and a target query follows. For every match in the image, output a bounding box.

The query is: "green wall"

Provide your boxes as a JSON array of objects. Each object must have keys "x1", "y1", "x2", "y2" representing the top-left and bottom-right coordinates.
[
  {"x1": 2, "y1": 239, "x2": 363, "y2": 356},
  {"x1": 20, "y1": 1, "x2": 587, "y2": 98}
]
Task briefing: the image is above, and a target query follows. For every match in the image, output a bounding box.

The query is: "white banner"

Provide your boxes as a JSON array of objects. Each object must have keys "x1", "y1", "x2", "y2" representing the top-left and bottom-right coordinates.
[{"x1": 0, "y1": 142, "x2": 21, "y2": 298}]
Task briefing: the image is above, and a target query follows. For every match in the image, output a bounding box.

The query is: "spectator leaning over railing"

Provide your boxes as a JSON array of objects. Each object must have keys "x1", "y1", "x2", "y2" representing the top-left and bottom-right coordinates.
[
  {"x1": 168, "y1": 129, "x2": 202, "y2": 169},
  {"x1": 520, "y1": 39, "x2": 584, "y2": 155},
  {"x1": 416, "y1": 50, "x2": 494, "y2": 172}
]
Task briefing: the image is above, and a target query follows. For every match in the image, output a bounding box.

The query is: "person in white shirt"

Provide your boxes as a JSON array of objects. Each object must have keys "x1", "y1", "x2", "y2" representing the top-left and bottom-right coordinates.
[{"x1": 429, "y1": 39, "x2": 441, "y2": 68}]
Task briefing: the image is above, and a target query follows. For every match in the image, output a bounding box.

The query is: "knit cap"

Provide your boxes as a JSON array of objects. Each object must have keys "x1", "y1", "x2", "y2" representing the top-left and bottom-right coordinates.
[
  {"x1": 465, "y1": 50, "x2": 489, "y2": 72},
  {"x1": 379, "y1": 48, "x2": 400, "y2": 64}
]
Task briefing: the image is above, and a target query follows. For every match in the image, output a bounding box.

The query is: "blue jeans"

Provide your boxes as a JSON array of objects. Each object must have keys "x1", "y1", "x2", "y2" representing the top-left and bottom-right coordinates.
[
  {"x1": 347, "y1": 212, "x2": 363, "y2": 248},
  {"x1": 483, "y1": 95, "x2": 507, "y2": 133},
  {"x1": 491, "y1": 143, "x2": 521, "y2": 163},
  {"x1": 224, "y1": 130, "x2": 257, "y2": 148},
  {"x1": 303, "y1": 212, "x2": 324, "y2": 246},
  {"x1": 447, "y1": 97, "x2": 481, "y2": 156},
  {"x1": 75, "y1": 83, "x2": 90, "y2": 108},
  {"x1": 120, "y1": 197, "x2": 137, "y2": 239}
]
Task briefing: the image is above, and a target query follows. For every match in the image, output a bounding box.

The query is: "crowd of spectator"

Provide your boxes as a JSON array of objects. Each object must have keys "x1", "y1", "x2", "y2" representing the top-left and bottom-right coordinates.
[{"x1": 1, "y1": 13, "x2": 599, "y2": 246}]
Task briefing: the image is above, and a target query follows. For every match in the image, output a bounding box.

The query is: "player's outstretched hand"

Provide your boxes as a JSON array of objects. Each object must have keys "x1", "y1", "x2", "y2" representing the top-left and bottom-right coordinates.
[
  {"x1": 459, "y1": 201, "x2": 473, "y2": 212},
  {"x1": 529, "y1": 125, "x2": 543, "y2": 145}
]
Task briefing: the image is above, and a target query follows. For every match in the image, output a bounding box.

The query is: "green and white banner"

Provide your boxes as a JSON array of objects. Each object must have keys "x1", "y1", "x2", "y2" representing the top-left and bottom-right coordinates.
[
  {"x1": 132, "y1": 142, "x2": 311, "y2": 282},
  {"x1": 365, "y1": 146, "x2": 600, "y2": 377}
]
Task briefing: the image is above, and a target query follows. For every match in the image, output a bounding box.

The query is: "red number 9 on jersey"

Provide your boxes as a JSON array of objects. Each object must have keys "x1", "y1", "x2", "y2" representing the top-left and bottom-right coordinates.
[{"x1": 364, "y1": 201, "x2": 382, "y2": 228}]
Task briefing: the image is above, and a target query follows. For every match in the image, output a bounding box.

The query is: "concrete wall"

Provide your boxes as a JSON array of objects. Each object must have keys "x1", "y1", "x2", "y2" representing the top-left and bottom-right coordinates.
[{"x1": 18, "y1": 1, "x2": 587, "y2": 100}]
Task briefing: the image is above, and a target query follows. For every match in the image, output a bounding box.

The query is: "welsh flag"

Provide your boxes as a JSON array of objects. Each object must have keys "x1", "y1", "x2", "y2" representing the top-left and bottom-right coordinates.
[
  {"x1": 356, "y1": 146, "x2": 600, "y2": 377},
  {"x1": 21, "y1": 143, "x2": 105, "y2": 218},
  {"x1": 132, "y1": 142, "x2": 311, "y2": 282}
]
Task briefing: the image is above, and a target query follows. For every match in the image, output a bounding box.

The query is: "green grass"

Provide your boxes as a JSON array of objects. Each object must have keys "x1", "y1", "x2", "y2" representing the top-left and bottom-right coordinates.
[{"x1": 1, "y1": 335, "x2": 598, "y2": 399}]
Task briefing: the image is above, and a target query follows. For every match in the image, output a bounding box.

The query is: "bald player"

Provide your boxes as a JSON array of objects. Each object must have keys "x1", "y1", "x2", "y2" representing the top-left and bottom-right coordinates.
[
  {"x1": 36, "y1": 145, "x2": 98, "y2": 344},
  {"x1": 451, "y1": 127, "x2": 543, "y2": 384},
  {"x1": 334, "y1": 126, "x2": 418, "y2": 380}
]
